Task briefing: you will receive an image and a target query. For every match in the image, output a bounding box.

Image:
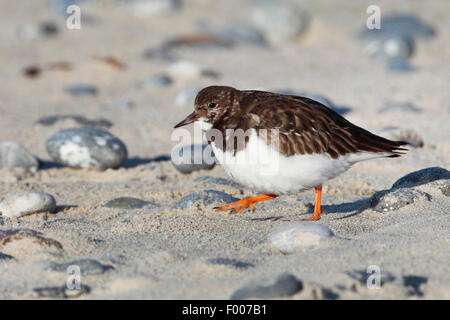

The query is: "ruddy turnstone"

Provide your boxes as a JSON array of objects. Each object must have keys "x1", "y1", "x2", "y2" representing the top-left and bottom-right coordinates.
[{"x1": 174, "y1": 86, "x2": 407, "y2": 220}]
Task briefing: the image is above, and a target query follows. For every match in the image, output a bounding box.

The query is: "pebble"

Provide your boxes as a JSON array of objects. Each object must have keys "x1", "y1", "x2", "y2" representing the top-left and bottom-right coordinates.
[
  {"x1": 65, "y1": 84, "x2": 98, "y2": 96},
  {"x1": 392, "y1": 167, "x2": 450, "y2": 189},
  {"x1": 230, "y1": 274, "x2": 303, "y2": 300},
  {"x1": 167, "y1": 60, "x2": 219, "y2": 81},
  {"x1": 173, "y1": 189, "x2": 238, "y2": 209},
  {"x1": 137, "y1": 74, "x2": 173, "y2": 88},
  {"x1": 370, "y1": 188, "x2": 431, "y2": 213},
  {"x1": 174, "y1": 87, "x2": 201, "y2": 107},
  {"x1": 52, "y1": 0, "x2": 87, "y2": 14},
  {"x1": 378, "y1": 127, "x2": 424, "y2": 148},
  {"x1": 16, "y1": 21, "x2": 59, "y2": 40},
  {"x1": 48, "y1": 258, "x2": 114, "y2": 275},
  {"x1": 34, "y1": 284, "x2": 91, "y2": 299},
  {"x1": 194, "y1": 176, "x2": 240, "y2": 188},
  {"x1": 207, "y1": 258, "x2": 254, "y2": 270},
  {"x1": 364, "y1": 35, "x2": 415, "y2": 63},
  {"x1": 103, "y1": 197, "x2": 157, "y2": 209},
  {"x1": 251, "y1": 0, "x2": 309, "y2": 44},
  {"x1": 0, "y1": 192, "x2": 56, "y2": 218},
  {"x1": 171, "y1": 144, "x2": 215, "y2": 174},
  {"x1": 124, "y1": 0, "x2": 180, "y2": 17},
  {"x1": 219, "y1": 25, "x2": 267, "y2": 46},
  {"x1": 36, "y1": 114, "x2": 113, "y2": 128},
  {"x1": 46, "y1": 127, "x2": 128, "y2": 169},
  {"x1": 269, "y1": 222, "x2": 334, "y2": 253},
  {"x1": 0, "y1": 141, "x2": 39, "y2": 173}
]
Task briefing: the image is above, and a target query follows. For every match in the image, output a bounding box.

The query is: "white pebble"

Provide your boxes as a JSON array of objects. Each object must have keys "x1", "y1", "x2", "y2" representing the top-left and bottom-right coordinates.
[
  {"x1": 269, "y1": 222, "x2": 334, "y2": 253},
  {"x1": 0, "y1": 192, "x2": 56, "y2": 218}
]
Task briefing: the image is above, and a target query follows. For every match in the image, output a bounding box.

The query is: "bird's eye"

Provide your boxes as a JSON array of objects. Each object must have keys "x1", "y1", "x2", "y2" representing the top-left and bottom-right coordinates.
[{"x1": 208, "y1": 102, "x2": 216, "y2": 108}]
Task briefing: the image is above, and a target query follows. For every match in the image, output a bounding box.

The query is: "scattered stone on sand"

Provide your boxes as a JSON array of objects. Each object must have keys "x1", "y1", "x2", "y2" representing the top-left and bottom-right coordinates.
[
  {"x1": 403, "y1": 275, "x2": 428, "y2": 297},
  {"x1": 194, "y1": 176, "x2": 240, "y2": 188},
  {"x1": 174, "y1": 87, "x2": 201, "y2": 107},
  {"x1": 379, "y1": 102, "x2": 422, "y2": 113},
  {"x1": 231, "y1": 274, "x2": 303, "y2": 300},
  {"x1": 124, "y1": 0, "x2": 180, "y2": 17},
  {"x1": 36, "y1": 115, "x2": 113, "y2": 128},
  {"x1": 48, "y1": 258, "x2": 114, "y2": 275},
  {"x1": 219, "y1": 25, "x2": 266, "y2": 46},
  {"x1": 171, "y1": 144, "x2": 215, "y2": 174},
  {"x1": 174, "y1": 189, "x2": 238, "y2": 209},
  {"x1": 64, "y1": 84, "x2": 98, "y2": 96},
  {"x1": 101, "y1": 99, "x2": 135, "y2": 111},
  {"x1": 378, "y1": 127, "x2": 424, "y2": 148},
  {"x1": 207, "y1": 258, "x2": 254, "y2": 270},
  {"x1": 137, "y1": 74, "x2": 173, "y2": 88},
  {"x1": 370, "y1": 188, "x2": 431, "y2": 213},
  {"x1": 0, "y1": 141, "x2": 39, "y2": 173},
  {"x1": 0, "y1": 229, "x2": 63, "y2": 259},
  {"x1": 0, "y1": 192, "x2": 56, "y2": 218},
  {"x1": 269, "y1": 222, "x2": 334, "y2": 253},
  {"x1": 251, "y1": 0, "x2": 309, "y2": 44},
  {"x1": 0, "y1": 252, "x2": 14, "y2": 260},
  {"x1": 52, "y1": 0, "x2": 88, "y2": 14},
  {"x1": 16, "y1": 21, "x2": 59, "y2": 40},
  {"x1": 168, "y1": 60, "x2": 219, "y2": 81},
  {"x1": 46, "y1": 127, "x2": 128, "y2": 169},
  {"x1": 33, "y1": 284, "x2": 91, "y2": 299},
  {"x1": 391, "y1": 167, "x2": 450, "y2": 189},
  {"x1": 364, "y1": 35, "x2": 415, "y2": 63},
  {"x1": 104, "y1": 197, "x2": 158, "y2": 209}
]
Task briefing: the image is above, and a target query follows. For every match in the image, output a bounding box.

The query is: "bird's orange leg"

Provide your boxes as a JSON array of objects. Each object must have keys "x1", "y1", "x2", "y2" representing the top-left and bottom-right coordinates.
[
  {"x1": 215, "y1": 194, "x2": 278, "y2": 214},
  {"x1": 303, "y1": 186, "x2": 325, "y2": 221}
]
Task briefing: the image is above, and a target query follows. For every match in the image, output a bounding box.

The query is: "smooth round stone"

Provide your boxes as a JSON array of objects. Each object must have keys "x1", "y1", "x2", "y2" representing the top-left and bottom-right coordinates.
[
  {"x1": 174, "y1": 189, "x2": 239, "y2": 209},
  {"x1": 219, "y1": 25, "x2": 267, "y2": 46},
  {"x1": 370, "y1": 188, "x2": 431, "y2": 213},
  {"x1": 48, "y1": 258, "x2": 113, "y2": 275},
  {"x1": 251, "y1": 0, "x2": 309, "y2": 44},
  {"x1": 171, "y1": 144, "x2": 215, "y2": 174},
  {"x1": 0, "y1": 141, "x2": 39, "y2": 173},
  {"x1": 392, "y1": 167, "x2": 450, "y2": 189},
  {"x1": 269, "y1": 222, "x2": 334, "y2": 253},
  {"x1": 65, "y1": 84, "x2": 98, "y2": 96},
  {"x1": 103, "y1": 197, "x2": 157, "y2": 209},
  {"x1": 137, "y1": 74, "x2": 173, "y2": 88},
  {"x1": 231, "y1": 274, "x2": 303, "y2": 300},
  {"x1": 174, "y1": 87, "x2": 201, "y2": 107},
  {"x1": 16, "y1": 21, "x2": 59, "y2": 40},
  {"x1": 0, "y1": 192, "x2": 56, "y2": 218},
  {"x1": 364, "y1": 35, "x2": 415, "y2": 62},
  {"x1": 46, "y1": 127, "x2": 128, "y2": 169},
  {"x1": 194, "y1": 176, "x2": 240, "y2": 188},
  {"x1": 124, "y1": 0, "x2": 180, "y2": 17}
]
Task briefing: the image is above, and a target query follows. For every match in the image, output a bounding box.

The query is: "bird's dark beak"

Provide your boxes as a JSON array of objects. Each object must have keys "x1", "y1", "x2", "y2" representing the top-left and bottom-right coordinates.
[{"x1": 174, "y1": 111, "x2": 198, "y2": 128}]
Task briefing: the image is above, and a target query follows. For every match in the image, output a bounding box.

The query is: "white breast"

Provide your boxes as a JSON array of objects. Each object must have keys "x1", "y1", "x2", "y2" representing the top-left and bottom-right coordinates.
[{"x1": 210, "y1": 130, "x2": 356, "y2": 194}]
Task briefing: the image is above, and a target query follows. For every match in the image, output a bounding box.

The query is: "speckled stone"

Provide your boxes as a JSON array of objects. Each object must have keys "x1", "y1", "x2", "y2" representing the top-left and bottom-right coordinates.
[
  {"x1": 0, "y1": 192, "x2": 56, "y2": 218},
  {"x1": 231, "y1": 274, "x2": 303, "y2": 300},
  {"x1": 370, "y1": 188, "x2": 431, "y2": 213},
  {"x1": 269, "y1": 222, "x2": 334, "y2": 253},
  {"x1": 194, "y1": 176, "x2": 240, "y2": 188},
  {"x1": 171, "y1": 144, "x2": 215, "y2": 174},
  {"x1": 46, "y1": 127, "x2": 127, "y2": 169},
  {"x1": 173, "y1": 189, "x2": 239, "y2": 209},
  {"x1": 0, "y1": 141, "x2": 39, "y2": 173},
  {"x1": 392, "y1": 167, "x2": 450, "y2": 189},
  {"x1": 48, "y1": 258, "x2": 113, "y2": 275}
]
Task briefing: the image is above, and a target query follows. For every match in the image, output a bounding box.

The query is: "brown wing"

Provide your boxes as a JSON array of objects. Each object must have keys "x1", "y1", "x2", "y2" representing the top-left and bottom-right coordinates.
[{"x1": 248, "y1": 95, "x2": 408, "y2": 159}]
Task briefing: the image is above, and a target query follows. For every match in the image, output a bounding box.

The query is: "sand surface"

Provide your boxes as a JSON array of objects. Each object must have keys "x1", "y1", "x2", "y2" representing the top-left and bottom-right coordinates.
[{"x1": 0, "y1": 0, "x2": 449, "y2": 299}]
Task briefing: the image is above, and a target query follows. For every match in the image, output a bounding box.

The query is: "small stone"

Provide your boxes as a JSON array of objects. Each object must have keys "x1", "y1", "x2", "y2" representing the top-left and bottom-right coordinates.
[
  {"x1": 124, "y1": 0, "x2": 180, "y2": 17},
  {"x1": 364, "y1": 35, "x2": 415, "y2": 63},
  {"x1": 379, "y1": 102, "x2": 422, "y2": 113},
  {"x1": 174, "y1": 87, "x2": 201, "y2": 107},
  {"x1": 46, "y1": 127, "x2": 128, "y2": 169},
  {"x1": 392, "y1": 167, "x2": 450, "y2": 189},
  {"x1": 16, "y1": 21, "x2": 59, "y2": 40},
  {"x1": 231, "y1": 274, "x2": 303, "y2": 300},
  {"x1": 207, "y1": 258, "x2": 254, "y2": 270},
  {"x1": 269, "y1": 222, "x2": 334, "y2": 253},
  {"x1": 48, "y1": 258, "x2": 113, "y2": 275},
  {"x1": 174, "y1": 189, "x2": 238, "y2": 209},
  {"x1": 220, "y1": 25, "x2": 267, "y2": 46},
  {"x1": 251, "y1": 0, "x2": 309, "y2": 44},
  {"x1": 378, "y1": 127, "x2": 424, "y2": 148},
  {"x1": 103, "y1": 197, "x2": 157, "y2": 209},
  {"x1": 33, "y1": 284, "x2": 90, "y2": 299},
  {"x1": 65, "y1": 84, "x2": 98, "y2": 96},
  {"x1": 0, "y1": 141, "x2": 39, "y2": 173},
  {"x1": 52, "y1": 0, "x2": 87, "y2": 14},
  {"x1": 171, "y1": 144, "x2": 215, "y2": 174},
  {"x1": 168, "y1": 60, "x2": 219, "y2": 81},
  {"x1": 194, "y1": 176, "x2": 240, "y2": 188},
  {"x1": 137, "y1": 74, "x2": 173, "y2": 88},
  {"x1": 0, "y1": 192, "x2": 56, "y2": 218},
  {"x1": 370, "y1": 188, "x2": 431, "y2": 213},
  {"x1": 36, "y1": 115, "x2": 113, "y2": 128}
]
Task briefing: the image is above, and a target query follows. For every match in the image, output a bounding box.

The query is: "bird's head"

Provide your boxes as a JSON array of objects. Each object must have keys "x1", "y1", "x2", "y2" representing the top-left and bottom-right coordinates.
[{"x1": 174, "y1": 86, "x2": 237, "y2": 131}]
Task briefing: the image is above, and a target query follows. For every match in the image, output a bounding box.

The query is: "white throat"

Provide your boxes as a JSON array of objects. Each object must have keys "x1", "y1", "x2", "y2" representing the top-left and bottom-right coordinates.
[{"x1": 195, "y1": 117, "x2": 213, "y2": 131}]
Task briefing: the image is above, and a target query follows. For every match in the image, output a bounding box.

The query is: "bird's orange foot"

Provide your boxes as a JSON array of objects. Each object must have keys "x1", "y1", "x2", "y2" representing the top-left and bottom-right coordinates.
[
  {"x1": 302, "y1": 210, "x2": 325, "y2": 221},
  {"x1": 214, "y1": 194, "x2": 278, "y2": 214}
]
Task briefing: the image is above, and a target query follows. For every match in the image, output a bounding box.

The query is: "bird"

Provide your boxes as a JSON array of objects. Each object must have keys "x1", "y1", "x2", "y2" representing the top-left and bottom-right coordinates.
[{"x1": 174, "y1": 86, "x2": 408, "y2": 221}]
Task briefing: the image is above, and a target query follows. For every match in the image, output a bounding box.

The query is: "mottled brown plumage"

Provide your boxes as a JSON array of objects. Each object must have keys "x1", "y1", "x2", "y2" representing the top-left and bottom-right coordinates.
[{"x1": 184, "y1": 85, "x2": 408, "y2": 158}]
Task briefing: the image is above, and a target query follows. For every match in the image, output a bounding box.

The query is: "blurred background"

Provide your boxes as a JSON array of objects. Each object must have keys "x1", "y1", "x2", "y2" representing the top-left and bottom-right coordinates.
[{"x1": 0, "y1": 0, "x2": 449, "y2": 167}]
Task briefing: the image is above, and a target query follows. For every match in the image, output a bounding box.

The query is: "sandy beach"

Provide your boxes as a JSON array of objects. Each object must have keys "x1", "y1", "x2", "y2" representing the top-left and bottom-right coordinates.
[{"x1": 0, "y1": 0, "x2": 449, "y2": 299}]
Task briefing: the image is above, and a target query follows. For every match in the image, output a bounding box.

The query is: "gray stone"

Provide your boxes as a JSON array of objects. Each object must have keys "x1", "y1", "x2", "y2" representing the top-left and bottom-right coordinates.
[
  {"x1": 104, "y1": 197, "x2": 157, "y2": 209},
  {"x1": 137, "y1": 74, "x2": 173, "y2": 88},
  {"x1": 231, "y1": 274, "x2": 303, "y2": 300},
  {"x1": 392, "y1": 167, "x2": 450, "y2": 189},
  {"x1": 251, "y1": 0, "x2": 309, "y2": 44},
  {"x1": 65, "y1": 84, "x2": 98, "y2": 96},
  {"x1": 16, "y1": 21, "x2": 59, "y2": 40},
  {"x1": 174, "y1": 190, "x2": 239, "y2": 209},
  {"x1": 364, "y1": 35, "x2": 415, "y2": 63},
  {"x1": 171, "y1": 144, "x2": 215, "y2": 174},
  {"x1": 52, "y1": 0, "x2": 88, "y2": 14},
  {"x1": 174, "y1": 87, "x2": 201, "y2": 107},
  {"x1": 33, "y1": 284, "x2": 91, "y2": 298},
  {"x1": 207, "y1": 258, "x2": 254, "y2": 269},
  {"x1": 0, "y1": 192, "x2": 56, "y2": 218},
  {"x1": 370, "y1": 188, "x2": 431, "y2": 213},
  {"x1": 0, "y1": 141, "x2": 39, "y2": 172},
  {"x1": 124, "y1": 0, "x2": 180, "y2": 17},
  {"x1": 46, "y1": 127, "x2": 127, "y2": 169},
  {"x1": 48, "y1": 258, "x2": 113, "y2": 275},
  {"x1": 194, "y1": 176, "x2": 240, "y2": 188},
  {"x1": 220, "y1": 25, "x2": 267, "y2": 46},
  {"x1": 269, "y1": 222, "x2": 334, "y2": 253},
  {"x1": 36, "y1": 115, "x2": 113, "y2": 128}
]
